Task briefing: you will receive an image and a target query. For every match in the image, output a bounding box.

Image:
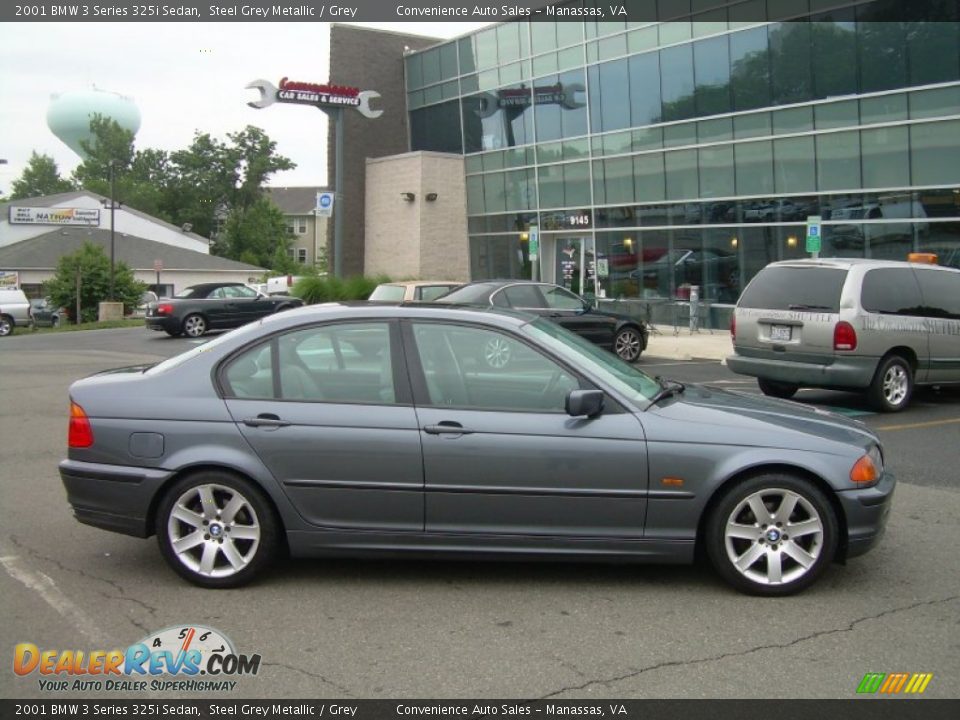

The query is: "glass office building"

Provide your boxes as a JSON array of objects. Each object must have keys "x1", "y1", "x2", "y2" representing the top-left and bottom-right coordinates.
[{"x1": 404, "y1": 1, "x2": 960, "y2": 310}]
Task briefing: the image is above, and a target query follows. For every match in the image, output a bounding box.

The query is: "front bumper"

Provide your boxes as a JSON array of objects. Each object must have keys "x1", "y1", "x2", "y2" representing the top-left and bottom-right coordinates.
[
  {"x1": 726, "y1": 351, "x2": 877, "y2": 389},
  {"x1": 836, "y1": 470, "x2": 897, "y2": 559},
  {"x1": 60, "y1": 459, "x2": 172, "y2": 538}
]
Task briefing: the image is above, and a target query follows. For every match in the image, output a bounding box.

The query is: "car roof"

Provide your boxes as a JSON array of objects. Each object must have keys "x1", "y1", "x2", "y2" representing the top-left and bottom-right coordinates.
[
  {"x1": 257, "y1": 300, "x2": 536, "y2": 328},
  {"x1": 769, "y1": 258, "x2": 959, "y2": 273},
  {"x1": 379, "y1": 280, "x2": 461, "y2": 287}
]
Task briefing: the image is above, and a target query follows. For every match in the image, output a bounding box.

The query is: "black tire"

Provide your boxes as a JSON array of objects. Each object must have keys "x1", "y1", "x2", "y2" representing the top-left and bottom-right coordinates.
[
  {"x1": 757, "y1": 377, "x2": 799, "y2": 399},
  {"x1": 0, "y1": 315, "x2": 13, "y2": 337},
  {"x1": 614, "y1": 326, "x2": 644, "y2": 363},
  {"x1": 705, "y1": 473, "x2": 838, "y2": 596},
  {"x1": 869, "y1": 355, "x2": 913, "y2": 412},
  {"x1": 181, "y1": 313, "x2": 207, "y2": 338},
  {"x1": 51, "y1": 316, "x2": 60, "y2": 328},
  {"x1": 156, "y1": 471, "x2": 280, "y2": 588}
]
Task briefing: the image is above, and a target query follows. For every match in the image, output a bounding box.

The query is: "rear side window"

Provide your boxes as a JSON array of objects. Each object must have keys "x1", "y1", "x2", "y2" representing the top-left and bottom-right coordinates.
[
  {"x1": 368, "y1": 285, "x2": 406, "y2": 302},
  {"x1": 861, "y1": 268, "x2": 923, "y2": 315},
  {"x1": 502, "y1": 285, "x2": 545, "y2": 308},
  {"x1": 916, "y1": 269, "x2": 960, "y2": 319},
  {"x1": 738, "y1": 266, "x2": 847, "y2": 312}
]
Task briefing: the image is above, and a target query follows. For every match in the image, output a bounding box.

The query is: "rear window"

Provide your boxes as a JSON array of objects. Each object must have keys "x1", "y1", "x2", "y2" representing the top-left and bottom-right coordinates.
[
  {"x1": 418, "y1": 285, "x2": 459, "y2": 301},
  {"x1": 433, "y1": 283, "x2": 498, "y2": 305},
  {"x1": 738, "y1": 266, "x2": 847, "y2": 312},
  {"x1": 368, "y1": 285, "x2": 406, "y2": 302}
]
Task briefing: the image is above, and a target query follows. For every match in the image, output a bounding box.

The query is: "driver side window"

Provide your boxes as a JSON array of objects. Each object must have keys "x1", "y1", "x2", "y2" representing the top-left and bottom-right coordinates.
[{"x1": 411, "y1": 323, "x2": 580, "y2": 412}]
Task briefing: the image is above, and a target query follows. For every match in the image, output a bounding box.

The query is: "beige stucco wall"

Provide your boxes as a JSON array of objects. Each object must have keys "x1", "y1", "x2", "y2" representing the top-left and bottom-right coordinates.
[{"x1": 364, "y1": 152, "x2": 469, "y2": 282}]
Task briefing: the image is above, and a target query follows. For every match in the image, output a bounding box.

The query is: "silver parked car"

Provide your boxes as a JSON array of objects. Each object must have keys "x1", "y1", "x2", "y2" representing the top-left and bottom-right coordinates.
[
  {"x1": 728, "y1": 258, "x2": 960, "y2": 411},
  {"x1": 60, "y1": 304, "x2": 894, "y2": 595}
]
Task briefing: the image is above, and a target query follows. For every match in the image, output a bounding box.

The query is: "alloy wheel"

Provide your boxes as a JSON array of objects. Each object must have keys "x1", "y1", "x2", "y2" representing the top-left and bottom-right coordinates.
[
  {"x1": 882, "y1": 365, "x2": 909, "y2": 407},
  {"x1": 614, "y1": 329, "x2": 642, "y2": 362},
  {"x1": 723, "y1": 488, "x2": 825, "y2": 586},
  {"x1": 166, "y1": 483, "x2": 261, "y2": 579},
  {"x1": 183, "y1": 315, "x2": 206, "y2": 338}
]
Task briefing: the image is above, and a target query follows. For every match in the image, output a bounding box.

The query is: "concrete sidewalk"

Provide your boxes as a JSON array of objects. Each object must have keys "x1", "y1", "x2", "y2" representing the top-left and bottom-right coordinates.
[{"x1": 644, "y1": 327, "x2": 732, "y2": 362}]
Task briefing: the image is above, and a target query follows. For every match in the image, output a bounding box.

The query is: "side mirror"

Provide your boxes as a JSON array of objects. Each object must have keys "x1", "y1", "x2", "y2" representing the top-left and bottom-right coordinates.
[{"x1": 566, "y1": 389, "x2": 604, "y2": 418}]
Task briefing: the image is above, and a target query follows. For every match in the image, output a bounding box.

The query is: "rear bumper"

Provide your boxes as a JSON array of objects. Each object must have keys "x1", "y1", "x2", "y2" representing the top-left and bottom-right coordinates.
[
  {"x1": 836, "y1": 470, "x2": 896, "y2": 559},
  {"x1": 59, "y1": 459, "x2": 172, "y2": 538},
  {"x1": 726, "y1": 351, "x2": 876, "y2": 389},
  {"x1": 145, "y1": 316, "x2": 179, "y2": 333}
]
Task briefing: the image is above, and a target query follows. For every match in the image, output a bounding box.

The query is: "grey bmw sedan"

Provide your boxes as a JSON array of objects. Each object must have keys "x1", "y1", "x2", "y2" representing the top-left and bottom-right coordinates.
[{"x1": 60, "y1": 304, "x2": 894, "y2": 595}]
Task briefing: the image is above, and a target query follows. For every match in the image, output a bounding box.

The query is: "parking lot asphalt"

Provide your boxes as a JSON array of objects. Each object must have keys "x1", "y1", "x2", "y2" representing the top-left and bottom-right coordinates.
[{"x1": 1, "y1": 327, "x2": 958, "y2": 700}]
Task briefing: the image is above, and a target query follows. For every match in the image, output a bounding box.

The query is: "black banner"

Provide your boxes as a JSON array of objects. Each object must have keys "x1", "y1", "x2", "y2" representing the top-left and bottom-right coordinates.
[
  {"x1": 6, "y1": 0, "x2": 956, "y2": 23},
  {"x1": 2, "y1": 699, "x2": 959, "y2": 720}
]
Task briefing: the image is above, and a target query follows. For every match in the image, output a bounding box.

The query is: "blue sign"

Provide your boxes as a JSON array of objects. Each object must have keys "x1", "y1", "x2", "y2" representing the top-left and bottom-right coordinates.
[{"x1": 316, "y1": 192, "x2": 335, "y2": 217}]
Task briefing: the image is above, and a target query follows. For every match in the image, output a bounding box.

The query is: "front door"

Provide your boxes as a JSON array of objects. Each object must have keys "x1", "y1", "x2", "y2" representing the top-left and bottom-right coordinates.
[
  {"x1": 404, "y1": 320, "x2": 649, "y2": 538},
  {"x1": 221, "y1": 320, "x2": 424, "y2": 531}
]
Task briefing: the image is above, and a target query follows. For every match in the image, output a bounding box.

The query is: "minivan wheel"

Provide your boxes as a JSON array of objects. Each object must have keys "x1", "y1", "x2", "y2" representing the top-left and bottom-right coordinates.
[
  {"x1": 157, "y1": 471, "x2": 279, "y2": 588},
  {"x1": 0, "y1": 315, "x2": 12, "y2": 337},
  {"x1": 614, "y1": 327, "x2": 644, "y2": 362},
  {"x1": 706, "y1": 474, "x2": 838, "y2": 596},
  {"x1": 757, "y1": 378, "x2": 799, "y2": 399},
  {"x1": 870, "y1": 355, "x2": 913, "y2": 412}
]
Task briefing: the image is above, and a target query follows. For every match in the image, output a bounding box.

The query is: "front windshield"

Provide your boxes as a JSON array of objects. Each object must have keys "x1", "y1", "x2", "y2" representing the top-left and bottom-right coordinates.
[{"x1": 521, "y1": 318, "x2": 660, "y2": 407}]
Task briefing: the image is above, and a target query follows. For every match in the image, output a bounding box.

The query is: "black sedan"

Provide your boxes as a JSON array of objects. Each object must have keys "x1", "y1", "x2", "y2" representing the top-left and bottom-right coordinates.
[
  {"x1": 145, "y1": 283, "x2": 302, "y2": 338},
  {"x1": 29, "y1": 298, "x2": 66, "y2": 328},
  {"x1": 435, "y1": 281, "x2": 648, "y2": 363}
]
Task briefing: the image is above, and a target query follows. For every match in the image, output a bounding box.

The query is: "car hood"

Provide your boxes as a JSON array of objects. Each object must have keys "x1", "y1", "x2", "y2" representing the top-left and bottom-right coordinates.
[{"x1": 644, "y1": 382, "x2": 878, "y2": 452}]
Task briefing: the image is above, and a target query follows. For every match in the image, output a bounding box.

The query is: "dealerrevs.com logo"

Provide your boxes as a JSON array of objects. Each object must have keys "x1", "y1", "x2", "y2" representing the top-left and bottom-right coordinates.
[
  {"x1": 857, "y1": 672, "x2": 934, "y2": 695},
  {"x1": 13, "y1": 625, "x2": 260, "y2": 693}
]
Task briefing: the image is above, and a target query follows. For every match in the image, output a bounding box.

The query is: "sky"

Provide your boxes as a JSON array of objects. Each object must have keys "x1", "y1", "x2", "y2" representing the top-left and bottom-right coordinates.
[{"x1": 0, "y1": 21, "x2": 492, "y2": 195}]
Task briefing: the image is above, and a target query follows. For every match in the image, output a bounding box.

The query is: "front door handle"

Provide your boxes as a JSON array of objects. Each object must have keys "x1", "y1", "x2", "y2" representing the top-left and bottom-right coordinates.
[
  {"x1": 424, "y1": 421, "x2": 473, "y2": 435},
  {"x1": 243, "y1": 413, "x2": 290, "y2": 428}
]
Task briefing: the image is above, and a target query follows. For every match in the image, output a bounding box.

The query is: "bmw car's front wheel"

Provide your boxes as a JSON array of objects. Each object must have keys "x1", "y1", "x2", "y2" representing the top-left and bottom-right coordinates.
[
  {"x1": 156, "y1": 472, "x2": 280, "y2": 588},
  {"x1": 706, "y1": 474, "x2": 838, "y2": 596}
]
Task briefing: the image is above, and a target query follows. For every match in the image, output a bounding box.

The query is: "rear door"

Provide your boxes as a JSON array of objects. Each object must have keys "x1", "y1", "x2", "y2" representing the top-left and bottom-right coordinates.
[
  {"x1": 736, "y1": 265, "x2": 847, "y2": 359},
  {"x1": 220, "y1": 320, "x2": 424, "y2": 531},
  {"x1": 404, "y1": 320, "x2": 649, "y2": 538},
  {"x1": 915, "y1": 268, "x2": 960, "y2": 384}
]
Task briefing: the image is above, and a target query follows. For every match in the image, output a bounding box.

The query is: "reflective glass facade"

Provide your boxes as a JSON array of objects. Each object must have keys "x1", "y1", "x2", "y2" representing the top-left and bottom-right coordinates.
[{"x1": 406, "y1": 1, "x2": 960, "y2": 306}]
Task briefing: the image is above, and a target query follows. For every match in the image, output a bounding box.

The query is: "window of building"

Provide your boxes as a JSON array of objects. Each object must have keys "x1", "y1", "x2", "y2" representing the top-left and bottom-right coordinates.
[
  {"x1": 861, "y1": 126, "x2": 910, "y2": 189},
  {"x1": 665, "y1": 149, "x2": 699, "y2": 201},
  {"x1": 634, "y1": 153, "x2": 666, "y2": 203},
  {"x1": 811, "y1": 14, "x2": 857, "y2": 99},
  {"x1": 910, "y1": 120, "x2": 960, "y2": 186},
  {"x1": 699, "y1": 144, "x2": 735, "y2": 198},
  {"x1": 729, "y1": 25, "x2": 770, "y2": 111},
  {"x1": 660, "y1": 43, "x2": 695, "y2": 121},
  {"x1": 816, "y1": 131, "x2": 860, "y2": 191},
  {"x1": 908, "y1": 20, "x2": 960, "y2": 86},
  {"x1": 534, "y1": 69, "x2": 588, "y2": 142},
  {"x1": 773, "y1": 136, "x2": 816, "y2": 194},
  {"x1": 693, "y1": 34, "x2": 731, "y2": 116},
  {"x1": 769, "y1": 22, "x2": 812, "y2": 105},
  {"x1": 412, "y1": 100, "x2": 463, "y2": 154},
  {"x1": 588, "y1": 58, "x2": 630, "y2": 134},
  {"x1": 297, "y1": 248, "x2": 307, "y2": 264},
  {"x1": 857, "y1": 19, "x2": 907, "y2": 93},
  {"x1": 629, "y1": 52, "x2": 663, "y2": 127},
  {"x1": 735, "y1": 140, "x2": 774, "y2": 195}
]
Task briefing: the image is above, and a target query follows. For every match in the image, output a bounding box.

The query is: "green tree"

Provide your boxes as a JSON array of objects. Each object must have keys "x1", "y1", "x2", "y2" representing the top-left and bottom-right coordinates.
[
  {"x1": 9, "y1": 152, "x2": 75, "y2": 199},
  {"x1": 219, "y1": 196, "x2": 289, "y2": 269},
  {"x1": 72, "y1": 115, "x2": 174, "y2": 221},
  {"x1": 43, "y1": 242, "x2": 146, "y2": 323}
]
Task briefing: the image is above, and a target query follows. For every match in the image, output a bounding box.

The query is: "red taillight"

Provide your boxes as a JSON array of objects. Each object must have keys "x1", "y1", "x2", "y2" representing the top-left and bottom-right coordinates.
[
  {"x1": 156, "y1": 303, "x2": 174, "y2": 316},
  {"x1": 68, "y1": 401, "x2": 94, "y2": 448},
  {"x1": 834, "y1": 321, "x2": 858, "y2": 351},
  {"x1": 730, "y1": 313, "x2": 736, "y2": 342}
]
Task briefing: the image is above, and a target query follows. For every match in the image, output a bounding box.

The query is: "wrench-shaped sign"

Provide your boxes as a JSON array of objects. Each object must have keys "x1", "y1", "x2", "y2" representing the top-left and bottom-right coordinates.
[{"x1": 245, "y1": 79, "x2": 382, "y2": 118}]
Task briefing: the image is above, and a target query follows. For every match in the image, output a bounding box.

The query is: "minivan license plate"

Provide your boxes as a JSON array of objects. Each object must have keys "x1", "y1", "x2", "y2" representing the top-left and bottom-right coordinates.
[{"x1": 770, "y1": 325, "x2": 792, "y2": 341}]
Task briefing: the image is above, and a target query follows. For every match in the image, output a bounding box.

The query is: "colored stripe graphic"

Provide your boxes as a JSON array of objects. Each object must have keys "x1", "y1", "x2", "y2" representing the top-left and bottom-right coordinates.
[{"x1": 858, "y1": 672, "x2": 933, "y2": 694}]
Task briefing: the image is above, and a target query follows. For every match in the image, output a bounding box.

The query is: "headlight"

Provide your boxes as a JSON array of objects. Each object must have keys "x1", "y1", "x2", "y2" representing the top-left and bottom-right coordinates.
[{"x1": 850, "y1": 444, "x2": 884, "y2": 485}]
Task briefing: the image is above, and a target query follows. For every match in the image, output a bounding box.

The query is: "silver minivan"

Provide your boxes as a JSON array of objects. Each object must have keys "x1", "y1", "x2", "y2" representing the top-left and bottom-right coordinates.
[
  {"x1": 727, "y1": 258, "x2": 960, "y2": 411},
  {"x1": 0, "y1": 288, "x2": 33, "y2": 337}
]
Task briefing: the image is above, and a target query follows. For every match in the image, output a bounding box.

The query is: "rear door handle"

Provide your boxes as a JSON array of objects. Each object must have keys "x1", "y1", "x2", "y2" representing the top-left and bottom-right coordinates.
[
  {"x1": 243, "y1": 414, "x2": 291, "y2": 428},
  {"x1": 424, "y1": 422, "x2": 473, "y2": 435}
]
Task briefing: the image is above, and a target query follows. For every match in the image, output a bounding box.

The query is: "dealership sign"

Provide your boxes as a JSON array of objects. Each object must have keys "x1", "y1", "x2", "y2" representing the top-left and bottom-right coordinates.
[
  {"x1": 246, "y1": 77, "x2": 383, "y2": 118},
  {"x1": 9, "y1": 206, "x2": 101, "y2": 226}
]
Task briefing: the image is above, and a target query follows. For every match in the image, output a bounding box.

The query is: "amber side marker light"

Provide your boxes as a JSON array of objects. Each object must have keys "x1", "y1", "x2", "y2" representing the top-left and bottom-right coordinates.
[
  {"x1": 69, "y1": 401, "x2": 94, "y2": 448},
  {"x1": 850, "y1": 455, "x2": 879, "y2": 484},
  {"x1": 661, "y1": 477, "x2": 685, "y2": 487}
]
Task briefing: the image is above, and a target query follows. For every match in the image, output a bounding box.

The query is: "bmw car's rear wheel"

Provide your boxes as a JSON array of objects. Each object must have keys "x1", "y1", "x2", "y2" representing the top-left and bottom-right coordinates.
[
  {"x1": 706, "y1": 475, "x2": 837, "y2": 596},
  {"x1": 182, "y1": 314, "x2": 207, "y2": 338},
  {"x1": 157, "y1": 472, "x2": 279, "y2": 588},
  {"x1": 614, "y1": 327, "x2": 644, "y2": 362}
]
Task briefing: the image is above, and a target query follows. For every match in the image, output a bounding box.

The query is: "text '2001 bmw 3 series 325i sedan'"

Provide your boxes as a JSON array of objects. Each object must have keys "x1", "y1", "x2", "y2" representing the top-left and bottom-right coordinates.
[{"x1": 60, "y1": 304, "x2": 895, "y2": 595}]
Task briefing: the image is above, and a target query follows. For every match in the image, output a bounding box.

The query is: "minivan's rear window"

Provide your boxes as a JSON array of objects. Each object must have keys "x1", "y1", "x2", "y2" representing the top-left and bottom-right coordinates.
[{"x1": 738, "y1": 266, "x2": 847, "y2": 312}]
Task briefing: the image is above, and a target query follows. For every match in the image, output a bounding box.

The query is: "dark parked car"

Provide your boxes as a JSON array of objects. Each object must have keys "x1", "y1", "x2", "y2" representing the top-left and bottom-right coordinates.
[
  {"x1": 434, "y1": 281, "x2": 648, "y2": 363},
  {"x1": 145, "y1": 282, "x2": 302, "y2": 337},
  {"x1": 30, "y1": 298, "x2": 66, "y2": 328},
  {"x1": 61, "y1": 303, "x2": 894, "y2": 595}
]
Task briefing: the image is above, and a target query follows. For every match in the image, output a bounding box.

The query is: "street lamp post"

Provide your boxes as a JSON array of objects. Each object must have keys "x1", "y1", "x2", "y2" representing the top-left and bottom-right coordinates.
[{"x1": 101, "y1": 163, "x2": 119, "y2": 301}]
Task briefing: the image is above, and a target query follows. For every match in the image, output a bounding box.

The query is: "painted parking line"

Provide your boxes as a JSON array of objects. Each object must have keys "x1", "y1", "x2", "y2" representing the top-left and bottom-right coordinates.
[{"x1": 874, "y1": 417, "x2": 960, "y2": 432}]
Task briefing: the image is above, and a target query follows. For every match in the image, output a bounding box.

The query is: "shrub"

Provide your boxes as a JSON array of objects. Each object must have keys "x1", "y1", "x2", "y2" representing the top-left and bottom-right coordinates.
[{"x1": 292, "y1": 275, "x2": 390, "y2": 305}]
